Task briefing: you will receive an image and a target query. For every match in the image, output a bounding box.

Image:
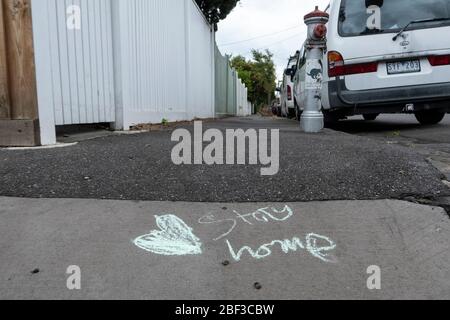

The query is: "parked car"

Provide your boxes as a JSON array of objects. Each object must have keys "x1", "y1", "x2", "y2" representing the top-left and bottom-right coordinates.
[
  {"x1": 271, "y1": 97, "x2": 281, "y2": 116},
  {"x1": 291, "y1": 0, "x2": 450, "y2": 125},
  {"x1": 280, "y1": 51, "x2": 300, "y2": 118},
  {"x1": 271, "y1": 103, "x2": 278, "y2": 116},
  {"x1": 287, "y1": 46, "x2": 305, "y2": 121}
]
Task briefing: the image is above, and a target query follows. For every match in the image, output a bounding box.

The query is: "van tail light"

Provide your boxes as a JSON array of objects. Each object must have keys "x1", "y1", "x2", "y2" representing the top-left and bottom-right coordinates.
[
  {"x1": 328, "y1": 51, "x2": 345, "y2": 77},
  {"x1": 428, "y1": 54, "x2": 450, "y2": 66},
  {"x1": 287, "y1": 85, "x2": 292, "y2": 100},
  {"x1": 328, "y1": 51, "x2": 378, "y2": 77}
]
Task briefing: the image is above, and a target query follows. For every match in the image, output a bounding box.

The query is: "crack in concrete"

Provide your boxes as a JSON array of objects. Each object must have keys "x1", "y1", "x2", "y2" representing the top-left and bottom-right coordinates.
[
  {"x1": 399, "y1": 195, "x2": 450, "y2": 217},
  {"x1": 376, "y1": 135, "x2": 450, "y2": 216}
]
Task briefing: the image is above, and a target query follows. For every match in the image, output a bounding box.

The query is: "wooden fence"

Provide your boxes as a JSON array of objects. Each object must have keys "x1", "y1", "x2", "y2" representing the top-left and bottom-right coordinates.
[{"x1": 0, "y1": 0, "x2": 39, "y2": 147}]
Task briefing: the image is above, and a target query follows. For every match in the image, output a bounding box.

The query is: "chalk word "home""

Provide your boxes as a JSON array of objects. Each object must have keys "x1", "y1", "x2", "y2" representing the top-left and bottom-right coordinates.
[
  {"x1": 226, "y1": 233, "x2": 337, "y2": 263},
  {"x1": 171, "y1": 121, "x2": 279, "y2": 176}
]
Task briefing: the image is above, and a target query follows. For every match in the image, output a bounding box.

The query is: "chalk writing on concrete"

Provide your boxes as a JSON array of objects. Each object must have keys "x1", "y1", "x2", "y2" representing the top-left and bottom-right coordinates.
[
  {"x1": 226, "y1": 233, "x2": 337, "y2": 263},
  {"x1": 133, "y1": 207, "x2": 338, "y2": 264},
  {"x1": 198, "y1": 205, "x2": 294, "y2": 241},
  {"x1": 133, "y1": 215, "x2": 202, "y2": 256}
]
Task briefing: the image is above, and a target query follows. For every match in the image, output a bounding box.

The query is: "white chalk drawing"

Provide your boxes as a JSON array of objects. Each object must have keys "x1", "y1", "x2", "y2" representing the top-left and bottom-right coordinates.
[
  {"x1": 133, "y1": 207, "x2": 338, "y2": 264},
  {"x1": 198, "y1": 205, "x2": 294, "y2": 241},
  {"x1": 226, "y1": 233, "x2": 337, "y2": 263},
  {"x1": 133, "y1": 215, "x2": 202, "y2": 256}
]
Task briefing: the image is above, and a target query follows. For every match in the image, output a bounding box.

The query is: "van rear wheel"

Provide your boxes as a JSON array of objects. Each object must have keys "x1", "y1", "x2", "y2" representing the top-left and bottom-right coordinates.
[
  {"x1": 295, "y1": 105, "x2": 302, "y2": 122},
  {"x1": 277, "y1": 107, "x2": 282, "y2": 117},
  {"x1": 288, "y1": 108, "x2": 296, "y2": 119},
  {"x1": 323, "y1": 111, "x2": 340, "y2": 125},
  {"x1": 415, "y1": 110, "x2": 445, "y2": 125},
  {"x1": 281, "y1": 104, "x2": 288, "y2": 118}
]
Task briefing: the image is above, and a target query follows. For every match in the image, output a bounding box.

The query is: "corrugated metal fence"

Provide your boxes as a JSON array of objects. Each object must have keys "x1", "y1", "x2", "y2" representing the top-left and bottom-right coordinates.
[
  {"x1": 236, "y1": 78, "x2": 251, "y2": 117},
  {"x1": 33, "y1": 0, "x2": 115, "y2": 127},
  {"x1": 215, "y1": 44, "x2": 252, "y2": 117},
  {"x1": 31, "y1": 0, "x2": 251, "y2": 145},
  {"x1": 112, "y1": 0, "x2": 215, "y2": 129}
]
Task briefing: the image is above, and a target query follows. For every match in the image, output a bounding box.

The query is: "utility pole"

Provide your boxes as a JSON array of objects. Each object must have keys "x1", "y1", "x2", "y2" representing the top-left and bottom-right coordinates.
[{"x1": 300, "y1": 7, "x2": 329, "y2": 133}]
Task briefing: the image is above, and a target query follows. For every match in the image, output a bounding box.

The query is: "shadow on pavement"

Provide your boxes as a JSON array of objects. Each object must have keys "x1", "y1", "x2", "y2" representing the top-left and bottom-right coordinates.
[{"x1": 326, "y1": 118, "x2": 422, "y2": 134}]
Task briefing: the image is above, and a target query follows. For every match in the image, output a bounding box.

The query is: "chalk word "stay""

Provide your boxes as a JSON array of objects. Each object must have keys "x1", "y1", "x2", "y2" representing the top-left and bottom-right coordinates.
[{"x1": 198, "y1": 205, "x2": 294, "y2": 241}]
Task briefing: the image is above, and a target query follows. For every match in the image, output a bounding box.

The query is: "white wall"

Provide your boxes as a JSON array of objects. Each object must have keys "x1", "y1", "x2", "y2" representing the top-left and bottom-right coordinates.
[
  {"x1": 186, "y1": 1, "x2": 215, "y2": 120},
  {"x1": 236, "y1": 77, "x2": 251, "y2": 117},
  {"x1": 32, "y1": 0, "x2": 116, "y2": 144},
  {"x1": 33, "y1": 0, "x2": 115, "y2": 126},
  {"x1": 32, "y1": 0, "x2": 216, "y2": 144},
  {"x1": 112, "y1": 0, "x2": 215, "y2": 129}
]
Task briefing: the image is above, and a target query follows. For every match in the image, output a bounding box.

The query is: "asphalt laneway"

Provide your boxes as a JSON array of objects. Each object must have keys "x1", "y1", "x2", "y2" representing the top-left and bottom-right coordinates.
[
  {"x1": 329, "y1": 114, "x2": 450, "y2": 147},
  {"x1": 329, "y1": 114, "x2": 450, "y2": 190},
  {"x1": 0, "y1": 116, "x2": 449, "y2": 203}
]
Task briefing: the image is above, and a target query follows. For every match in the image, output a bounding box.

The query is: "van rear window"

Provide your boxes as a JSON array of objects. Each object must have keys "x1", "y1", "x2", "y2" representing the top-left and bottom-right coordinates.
[{"x1": 338, "y1": 0, "x2": 450, "y2": 36}]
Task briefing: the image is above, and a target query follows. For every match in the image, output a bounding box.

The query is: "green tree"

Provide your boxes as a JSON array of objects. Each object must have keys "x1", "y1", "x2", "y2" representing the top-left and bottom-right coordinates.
[
  {"x1": 231, "y1": 50, "x2": 276, "y2": 109},
  {"x1": 195, "y1": 0, "x2": 240, "y2": 27}
]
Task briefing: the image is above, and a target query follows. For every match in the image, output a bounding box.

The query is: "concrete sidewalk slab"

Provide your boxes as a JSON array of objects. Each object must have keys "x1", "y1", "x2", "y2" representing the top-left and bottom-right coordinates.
[{"x1": 0, "y1": 197, "x2": 449, "y2": 300}]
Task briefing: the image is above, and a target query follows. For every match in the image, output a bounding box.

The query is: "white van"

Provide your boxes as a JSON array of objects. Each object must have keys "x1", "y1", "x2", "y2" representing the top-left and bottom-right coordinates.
[
  {"x1": 280, "y1": 52, "x2": 300, "y2": 118},
  {"x1": 292, "y1": 0, "x2": 450, "y2": 124}
]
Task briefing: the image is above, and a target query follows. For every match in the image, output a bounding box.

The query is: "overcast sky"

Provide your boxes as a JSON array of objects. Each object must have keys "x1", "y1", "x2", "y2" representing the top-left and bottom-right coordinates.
[{"x1": 216, "y1": 0, "x2": 329, "y2": 81}]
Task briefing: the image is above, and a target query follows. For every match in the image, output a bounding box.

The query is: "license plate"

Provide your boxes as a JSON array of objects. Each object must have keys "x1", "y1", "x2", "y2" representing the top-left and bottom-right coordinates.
[{"x1": 387, "y1": 60, "x2": 421, "y2": 75}]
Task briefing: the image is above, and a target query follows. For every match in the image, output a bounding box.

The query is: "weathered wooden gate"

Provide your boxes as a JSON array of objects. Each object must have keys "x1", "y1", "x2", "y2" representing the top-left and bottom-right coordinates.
[{"x1": 0, "y1": 0, "x2": 40, "y2": 146}]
